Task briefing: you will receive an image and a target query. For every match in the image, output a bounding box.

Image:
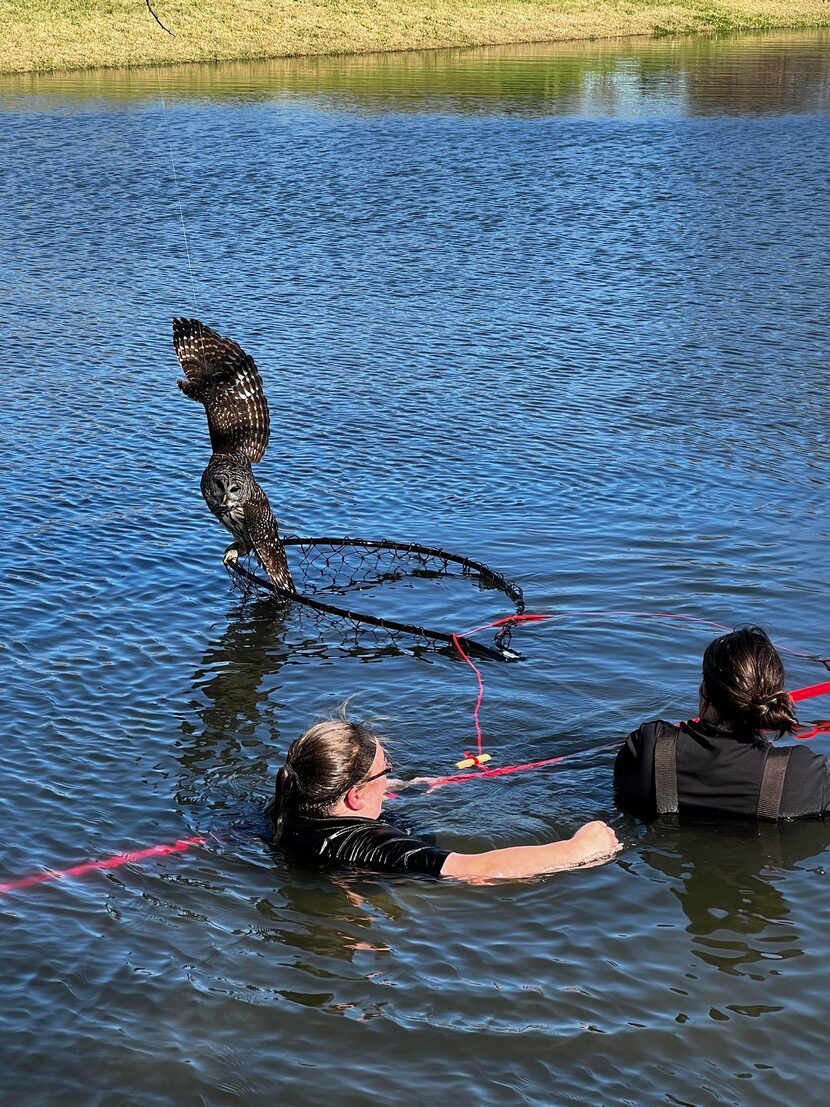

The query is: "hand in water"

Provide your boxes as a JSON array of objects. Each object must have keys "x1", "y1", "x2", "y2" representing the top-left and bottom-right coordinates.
[{"x1": 571, "y1": 820, "x2": 622, "y2": 866}]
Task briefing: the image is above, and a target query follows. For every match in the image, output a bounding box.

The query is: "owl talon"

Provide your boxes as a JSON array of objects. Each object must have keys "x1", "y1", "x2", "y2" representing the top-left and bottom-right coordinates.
[{"x1": 223, "y1": 548, "x2": 239, "y2": 566}]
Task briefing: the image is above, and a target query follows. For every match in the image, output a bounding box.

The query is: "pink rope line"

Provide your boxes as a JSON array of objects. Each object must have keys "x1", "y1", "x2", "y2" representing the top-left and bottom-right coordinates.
[
  {"x1": 453, "y1": 613, "x2": 555, "y2": 757},
  {"x1": 428, "y1": 742, "x2": 623, "y2": 788},
  {"x1": 427, "y1": 681, "x2": 830, "y2": 790},
  {"x1": 438, "y1": 610, "x2": 830, "y2": 791},
  {"x1": 0, "y1": 836, "x2": 205, "y2": 896},
  {"x1": 791, "y1": 680, "x2": 830, "y2": 703},
  {"x1": 4, "y1": 617, "x2": 827, "y2": 889}
]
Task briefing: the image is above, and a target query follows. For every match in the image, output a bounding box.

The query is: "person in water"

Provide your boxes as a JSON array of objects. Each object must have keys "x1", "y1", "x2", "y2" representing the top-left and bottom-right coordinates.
[
  {"x1": 269, "y1": 716, "x2": 620, "y2": 879},
  {"x1": 615, "y1": 625, "x2": 830, "y2": 820}
]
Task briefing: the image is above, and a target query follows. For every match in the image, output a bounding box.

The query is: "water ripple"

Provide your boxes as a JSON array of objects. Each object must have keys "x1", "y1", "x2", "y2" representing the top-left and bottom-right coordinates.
[{"x1": 1, "y1": 29, "x2": 830, "y2": 1107}]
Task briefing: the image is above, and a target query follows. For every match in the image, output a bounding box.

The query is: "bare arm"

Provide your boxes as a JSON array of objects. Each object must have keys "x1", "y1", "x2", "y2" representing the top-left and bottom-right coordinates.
[{"x1": 440, "y1": 820, "x2": 620, "y2": 881}]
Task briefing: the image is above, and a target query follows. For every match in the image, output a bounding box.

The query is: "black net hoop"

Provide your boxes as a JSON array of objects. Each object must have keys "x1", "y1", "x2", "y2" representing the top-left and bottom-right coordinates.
[
  {"x1": 226, "y1": 535, "x2": 526, "y2": 662},
  {"x1": 282, "y1": 535, "x2": 526, "y2": 610}
]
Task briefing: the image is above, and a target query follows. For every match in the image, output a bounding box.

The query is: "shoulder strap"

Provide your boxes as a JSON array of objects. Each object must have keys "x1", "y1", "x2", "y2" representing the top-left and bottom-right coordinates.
[
  {"x1": 654, "y1": 731, "x2": 679, "y2": 815},
  {"x1": 756, "y1": 747, "x2": 793, "y2": 821}
]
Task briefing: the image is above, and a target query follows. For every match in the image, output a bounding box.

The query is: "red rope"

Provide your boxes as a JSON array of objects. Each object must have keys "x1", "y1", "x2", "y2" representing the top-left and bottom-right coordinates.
[
  {"x1": 0, "y1": 836, "x2": 205, "y2": 896},
  {"x1": 452, "y1": 613, "x2": 555, "y2": 757},
  {"x1": 429, "y1": 742, "x2": 622, "y2": 788},
  {"x1": 430, "y1": 693, "x2": 830, "y2": 793},
  {"x1": 795, "y1": 724, "x2": 830, "y2": 740},
  {"x1": 5, "y1": 615, "x2": 827, "y2": 890},
  {"x1": 791, "y1": 680, "x2": 830, "y2": 702},
  {"x1": 443, "y1": 611, "x2": 830, "y2": 790}
]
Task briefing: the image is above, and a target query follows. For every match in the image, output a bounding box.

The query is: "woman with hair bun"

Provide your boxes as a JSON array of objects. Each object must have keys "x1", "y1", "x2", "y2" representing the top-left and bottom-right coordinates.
[
  {"x1": 270, "y1": 715, "x2": 620, "y2": 879},
  {"x1": 615, "y1": 625, "x2": 830, "y2": 820}
]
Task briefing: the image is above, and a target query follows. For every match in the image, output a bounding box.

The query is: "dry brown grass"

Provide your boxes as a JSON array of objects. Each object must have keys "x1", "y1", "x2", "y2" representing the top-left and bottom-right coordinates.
[{"x1": 1, "y1": 0, "x2": 828, "y2": 74}]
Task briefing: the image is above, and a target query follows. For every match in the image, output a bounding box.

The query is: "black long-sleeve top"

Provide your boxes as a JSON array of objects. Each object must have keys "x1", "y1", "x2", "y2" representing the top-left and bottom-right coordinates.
[
  {"x1": 280, "y1": 812, "x2": 449, "y2": 875},
  {"x1": 614, "y1": 719, "x2": 830, "y2": 819}
]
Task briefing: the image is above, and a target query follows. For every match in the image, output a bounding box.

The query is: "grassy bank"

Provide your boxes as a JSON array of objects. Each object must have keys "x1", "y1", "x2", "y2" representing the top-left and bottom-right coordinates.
[{"x1": 1, "y1": 0, "x2": 829, "y2": 74}]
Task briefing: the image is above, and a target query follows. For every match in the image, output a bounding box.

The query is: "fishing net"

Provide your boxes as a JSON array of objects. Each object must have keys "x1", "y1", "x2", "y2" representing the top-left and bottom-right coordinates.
[{"x1": 227, "y1": 535, "x2": 525, "y2": 662}]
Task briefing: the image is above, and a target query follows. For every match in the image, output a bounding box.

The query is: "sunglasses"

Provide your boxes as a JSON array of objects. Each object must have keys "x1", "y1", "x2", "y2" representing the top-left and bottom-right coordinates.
[{"x1": 357, "y1": 756, "x2": 393, "y2": 787}]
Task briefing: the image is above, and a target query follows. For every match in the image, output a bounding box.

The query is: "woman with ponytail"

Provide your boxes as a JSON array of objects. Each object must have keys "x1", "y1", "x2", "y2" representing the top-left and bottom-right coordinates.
[
  {"x1": 270, "y1": 714, "x2": 620, "y2": 879},
  {"x1": 615, "y1": 625, "x2": 830, "y2": 820}
]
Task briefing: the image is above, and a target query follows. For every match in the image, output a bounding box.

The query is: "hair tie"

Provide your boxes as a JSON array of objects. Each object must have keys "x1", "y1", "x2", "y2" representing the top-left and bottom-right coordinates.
[{"x1": 760, "y1": 692, "x2": 784, "y2": 708}]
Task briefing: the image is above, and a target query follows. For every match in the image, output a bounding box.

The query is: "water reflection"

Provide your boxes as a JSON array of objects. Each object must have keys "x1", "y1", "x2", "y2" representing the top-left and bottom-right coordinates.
[
  {"x1": 174, "y1": 864, "x2": 410, "y2": 1016},
  {"x1": 1, "y1": 31, "x2": 828, "y2": 117},
  {"x1": 174, "y1": 601, "x2": 407, "y2": 1013},
  {"x1": 3, "y1": 25, "x2": 830, "y2": 1103},
  {"x1": 260, "y1": 873, "x2": 403, "y2": 959},
  {"x1": 180, "y1": 599, "x2": 289, "y2": 762},
  {"x1": 642, "y1": 819, "x2": 830, "y2": 978},
  {"x1": 175, "y1": 595, "x2": 292, "y2": 842}
]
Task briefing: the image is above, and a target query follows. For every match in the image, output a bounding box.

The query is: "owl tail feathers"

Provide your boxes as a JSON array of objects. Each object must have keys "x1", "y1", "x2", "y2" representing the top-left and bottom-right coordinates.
[{"x1": 258, "y1": 544, "x2": 296, "y2": 595}]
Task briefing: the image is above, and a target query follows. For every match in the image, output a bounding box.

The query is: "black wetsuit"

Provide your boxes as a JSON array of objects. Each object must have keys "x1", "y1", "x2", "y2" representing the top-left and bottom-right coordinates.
[
  {"x1": 280, "y1": 813, "x2": 450, "y2": 876},
  {"x1": 615, "y1": 719, "x2": 830, "y2": 819}
]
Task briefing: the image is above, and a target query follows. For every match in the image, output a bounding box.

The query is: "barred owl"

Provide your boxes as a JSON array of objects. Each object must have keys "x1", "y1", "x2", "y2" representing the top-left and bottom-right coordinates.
[{"x1": 172, "y1": 317, "x2": 295, "y2": 593}]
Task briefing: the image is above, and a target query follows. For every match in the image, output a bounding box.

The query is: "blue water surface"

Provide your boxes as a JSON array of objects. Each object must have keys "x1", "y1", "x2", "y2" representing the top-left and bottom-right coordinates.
[{"x1": 0, "y1": 30, "x2": 829, "y2": 1107}]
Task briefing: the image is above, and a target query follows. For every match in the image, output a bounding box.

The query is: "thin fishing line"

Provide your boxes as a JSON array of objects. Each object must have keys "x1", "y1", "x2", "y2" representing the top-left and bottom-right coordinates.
[
  {"x1": 450, "y1": 610, "x2": 830, "y2": 771},
  {"x1": 156, "y1": 77, "x2": 199, "y2": 315},
  {"x1": 424, "y1": 679, "x2": 830, "y2": 791}
]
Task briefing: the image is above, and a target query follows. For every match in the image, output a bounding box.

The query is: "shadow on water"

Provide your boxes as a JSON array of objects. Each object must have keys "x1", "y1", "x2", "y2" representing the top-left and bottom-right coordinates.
[
  {"x1": 2, "y1": 30, "x2": 829, "y2": 117},
  {"x1": 641, "y1": 816, "x2": 830, "y2": 980}
]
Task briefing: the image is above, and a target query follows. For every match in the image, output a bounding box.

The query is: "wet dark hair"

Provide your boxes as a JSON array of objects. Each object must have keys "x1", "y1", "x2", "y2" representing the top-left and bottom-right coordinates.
[
  {"x1": 701, "y1": 625, "x2": 798, "y2": 743},
  {"x1": 269, "y1": 718, "x2": 379, "y2": 845}
]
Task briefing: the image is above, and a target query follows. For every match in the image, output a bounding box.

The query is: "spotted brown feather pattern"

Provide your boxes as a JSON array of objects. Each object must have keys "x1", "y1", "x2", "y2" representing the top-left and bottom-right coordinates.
[
  {"x1": 173, "y1": 317, "x2": 270, "y2": 463},
  {"x1": 244, "y1": 487, "x2": 294, "y2": 594},
  {"x1": 175, "y1": 319, "x2": 295, "y2": 593}
]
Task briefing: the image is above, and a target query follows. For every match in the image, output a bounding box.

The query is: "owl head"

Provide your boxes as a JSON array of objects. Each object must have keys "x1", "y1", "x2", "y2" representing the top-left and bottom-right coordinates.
[{"x1": 201, "y1": 456, "x2": 253, "y2": 513}]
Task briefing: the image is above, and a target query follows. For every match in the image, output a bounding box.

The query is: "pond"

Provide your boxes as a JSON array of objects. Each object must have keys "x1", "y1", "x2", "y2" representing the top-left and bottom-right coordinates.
[{"x1": 1, "y1": 28, "x2": 829, "y2": 1106}]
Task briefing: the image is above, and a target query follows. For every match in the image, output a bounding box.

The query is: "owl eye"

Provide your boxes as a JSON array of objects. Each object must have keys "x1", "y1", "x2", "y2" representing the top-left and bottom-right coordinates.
[{"x1": 228, "y1": 484, "x2": 240, "y2": 494}]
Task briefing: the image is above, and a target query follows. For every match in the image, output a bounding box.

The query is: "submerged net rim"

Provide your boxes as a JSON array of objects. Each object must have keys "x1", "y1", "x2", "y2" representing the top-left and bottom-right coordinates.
[{"x1": 227, "y1": 557, "x2": 520, "y2": 659}]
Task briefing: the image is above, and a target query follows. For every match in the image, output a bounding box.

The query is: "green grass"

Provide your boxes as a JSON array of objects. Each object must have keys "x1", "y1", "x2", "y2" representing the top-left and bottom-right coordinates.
[{"x1": 1, "y1": 0, "x2": 829, "y2": 73}]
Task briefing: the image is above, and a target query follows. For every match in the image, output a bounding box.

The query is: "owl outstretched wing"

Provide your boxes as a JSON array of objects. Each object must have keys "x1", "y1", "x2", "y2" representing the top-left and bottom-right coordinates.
[
  {"x1": 244, "y1": 485, "x2": 295, "y2": 593},
  {"x1": 173, "y1": 317, "x2": 270, "y2": 463}
]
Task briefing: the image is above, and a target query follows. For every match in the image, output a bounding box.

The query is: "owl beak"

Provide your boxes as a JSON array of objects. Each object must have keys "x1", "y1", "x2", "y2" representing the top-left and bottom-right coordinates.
[{"x1": 221, "y1": 494, "x2": 228, "y2": 505}]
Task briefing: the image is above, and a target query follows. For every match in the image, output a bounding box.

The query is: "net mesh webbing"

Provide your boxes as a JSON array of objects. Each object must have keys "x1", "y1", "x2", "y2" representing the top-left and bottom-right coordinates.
[{"x1": 227, "y1": 535, "x2": 525, "y2": 662}]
